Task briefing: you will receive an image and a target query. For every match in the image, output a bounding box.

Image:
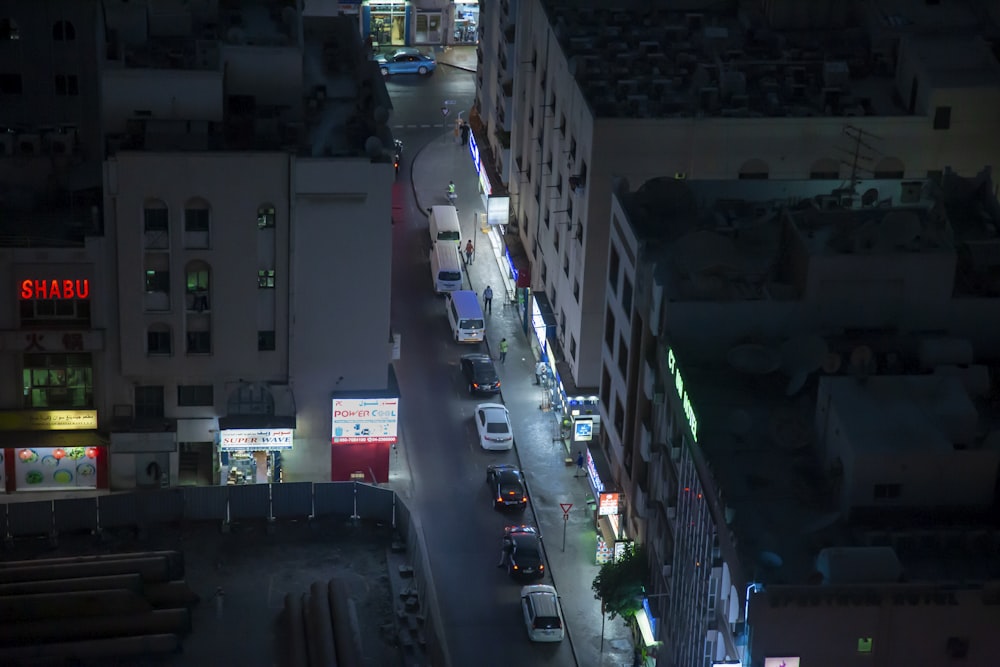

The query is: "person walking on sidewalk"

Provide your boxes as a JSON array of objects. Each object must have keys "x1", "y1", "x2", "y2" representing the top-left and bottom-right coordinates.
[
  {"x1": 498, "y1": 338, "x2": 508, "y2": 364},
  {"x1": 575, "y1": 450, "x2": 585, "y2": 477},
  {"x1": 464, "y1": 239, "x2": 474, "y2": 265},
  {"x1": 535, "y1": 360, "x2": 546, "y2": 385},
  {"x1": 483, "y1": 285, "x2": 493, "y2": 314},
  {"x1": 460, "y1": 120, "x2": 470, "y2": 146}
]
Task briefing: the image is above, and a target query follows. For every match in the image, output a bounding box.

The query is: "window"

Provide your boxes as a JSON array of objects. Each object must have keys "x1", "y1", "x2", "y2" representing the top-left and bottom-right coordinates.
[
  {"x1": 257, "y1": 205, "x2": 276, "y2": 229},
  {"x1": 144, "y1": 200, "x2": 169, "y2": 248},
  {"x1": 857, "y1": 637, "x2": 873, "y2": 654},
  {"x1": 559, "y1": 310, "x2": 566, "y2": 337},
  {"x1": 20, "y1": 296, "x2": 91, "y2": 326},
  {"x1": 258, "y1": 330, "x2": 276, "y2": 351},
  {"x1": 258, "y1": 270, "x2": 276, "y2": 288},
  {"x1": 563, "y1": 254, "x2": 569, "y2": 276},
  {"x1": 52, "y1": 20, "x2": 75, "y2": 40},
  {"x1": 540, "y1": 261, "x2": 547, "y2": 285},
  {"x1": 185, "y1": 206, "x2": 209, "y2": 232},
  {"x1": 145, "y1": 268, "x2": 170, "y2": 294},
  {"x1": 622, "y1": 277, "x2": 633, "y2": 314},
  {"x1": 559, "y1": 113, "x2": 566, "y2": 136},
  {"x1": 186, "y1": 262, "x2": 210, "y2": 311},
  {"x1": 147, "y1": 324, "x2": 171, "y2": 355},
  {"x1": 22, "y1": 353, "x2": 93, "y2": 409},
  {"x1": 177, "y1": 385, "x2": 214, "y2": 407},
  {"x1": 569, "y1": 335, "x2": 577, "y2": 360},
  {"x1": 618, "y1": 334, "x2": 628, "y2": 377},
  {"x1": 600, "y1": 364, "x2": 611, "y2": 407},
  {"x1": 554, "y1": 230, "x2": 561, "y2": 252},
  {"x1": 605, "y1": 307, "x2": 615, "y2": 350},
  {"x1": 0, "y1": 73, "x2": 23, "y2": 94},
  {"x1": 873, "y1": 483, "x2": 901, "y2": 500},
  {"x1": 186, "y1": 330, "x2": 211, "y2": 354},
  {"x1": 614, "y1": 396, "x2": 625, "y2": 438},
  {"x1": 135, "y1": 385, "x2": 165, "y2": 419},
  {"x1": 933, "y1": 106, "x2": 951, "y2": 130},
  {"x1": 608, "y1": 246, "x2": 620, "y2": 294},
  {"x1": 573, "y1": 279, "x2": 580, "y2": 302},
  {"x1": 54, "y1": 74, "x2": 79, "y2": 96}
]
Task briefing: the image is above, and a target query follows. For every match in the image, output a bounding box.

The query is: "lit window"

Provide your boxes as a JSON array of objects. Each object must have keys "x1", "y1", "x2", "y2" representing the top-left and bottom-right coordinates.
[{"x1": 258, "y1": 270, "x2": 276, "y2": 289}]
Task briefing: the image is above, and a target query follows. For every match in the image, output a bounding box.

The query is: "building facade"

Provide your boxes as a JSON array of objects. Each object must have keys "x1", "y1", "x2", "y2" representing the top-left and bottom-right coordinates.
[{"x1": 304, "y1": 0, "x2": 479, "y2": 48}]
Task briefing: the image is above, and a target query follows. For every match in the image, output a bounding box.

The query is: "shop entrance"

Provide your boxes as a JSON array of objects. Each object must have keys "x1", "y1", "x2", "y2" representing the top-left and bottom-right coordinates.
[
  {"x1": 221, "y1": 450, "x2": 282, "y2": 485},
  {"x1": 454, "y1": 2, "x2": 479, "y2": 43},
  {"x1": 370, "y1": 3, "x2": 406, "y2": 47}
]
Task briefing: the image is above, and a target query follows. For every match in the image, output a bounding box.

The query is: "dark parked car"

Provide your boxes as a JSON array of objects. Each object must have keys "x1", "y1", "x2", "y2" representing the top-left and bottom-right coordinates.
[
  {"x1": 500, "y1": 525, "x2": 544, "y2": 581},
  {"x1": 487, "y1": 464, "x2": 527, "y2": 511},
  {"x1": 460, "y1": 353, "x2": 501, "y2": 395}
]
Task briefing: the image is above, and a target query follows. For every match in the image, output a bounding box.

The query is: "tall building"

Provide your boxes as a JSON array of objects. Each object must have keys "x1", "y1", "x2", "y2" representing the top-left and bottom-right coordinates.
[
  {"x1": 0, "y1": 0, "x2": 397, "y2": 495},
  {"x1": 497, "y1": 0, "x2": 1000, "y2": 407},
  {"x1": 605, "y1": 170, "x2": 1000, "y2": 666}
]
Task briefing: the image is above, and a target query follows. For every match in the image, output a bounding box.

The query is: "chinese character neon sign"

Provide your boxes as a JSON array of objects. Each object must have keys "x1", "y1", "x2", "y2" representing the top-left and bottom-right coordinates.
[
  {"x1": 666, "y1": 347, "x2": 698, "y2": 442},
  {"x1": 19, "y1": 279, "x2": 91, "y2": 300}
]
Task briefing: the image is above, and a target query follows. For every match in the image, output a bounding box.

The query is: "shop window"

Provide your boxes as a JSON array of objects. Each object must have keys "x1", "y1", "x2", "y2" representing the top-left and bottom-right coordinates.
[
  {"x1": 569, "y1": 335, "x2": 577, "y2": 361},
  {"x1": 605, "y1": 306, "x2": 615, "y2": 351},
  {"x1": 2, "y1": 18, "x2": 21, "y2": 40},
  {"x1": 185, "y1": 261, "x2": 210, "y2": 311},
  {"x1": 622, "y1": 276, "x2": 633, "y2": 314},
  {"x1": 0, "y1": 73, "x2": 23, "y2": 94},
  {"x1": 258, "y1": 330, "x2": 276, "y2": 351},
  {"x1": 147, "y1": 323, "x2": 172, "y2": 356},
  {"x1": 178, "y1": 384, "x2": 214, "y2": 407},
  {"x1": 22, "y1": 353, "x2": 93, "y2": 409},
  {"x1": 144, "y1": 199, "x2": 169, "y2": 248},
  {"x1": 134, "y1": 385, "x2": 165, "y2": 419},
  {"x1": 258, "y1": 270, "x2": 276, "y2": 289},
  {"x1": 184, "y1": 198, "x2": 210, "y2": 248},
  {"x1": 54, "y1": 74, "x2": 79, "y2": 96},
  {"x1": 257, "y1": 205, "x2": 276, "y2": 229},
  {"x1": 608, "y1": 246, "x2": 620, "y2": 294},
  {"x1": 52, "y1": 20, "x2": 75, "y2": 41}
]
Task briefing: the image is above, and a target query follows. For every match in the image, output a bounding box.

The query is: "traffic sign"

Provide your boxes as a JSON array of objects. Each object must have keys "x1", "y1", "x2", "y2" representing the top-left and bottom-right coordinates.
[{"x1": 559, "y1": 503, "x2": 573, "y2": 515}]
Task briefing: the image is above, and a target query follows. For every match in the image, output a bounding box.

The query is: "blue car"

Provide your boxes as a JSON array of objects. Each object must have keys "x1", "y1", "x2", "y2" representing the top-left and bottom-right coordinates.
[{"x1": 375, "y1": 47, "x2": 437, "y2": 77}]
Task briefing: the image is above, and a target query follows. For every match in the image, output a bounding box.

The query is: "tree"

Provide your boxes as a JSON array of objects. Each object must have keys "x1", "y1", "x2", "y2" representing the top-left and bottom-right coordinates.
[{"x1": 591, "y1": 543, "x2": 647, "y2": 620}]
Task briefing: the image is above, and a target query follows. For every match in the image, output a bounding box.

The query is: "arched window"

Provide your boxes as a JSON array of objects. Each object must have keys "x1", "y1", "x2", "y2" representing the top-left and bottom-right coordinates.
[
  {"x1": 738, "y1": 159, "x2": 769, "y2": 180},
  {"x1": 144, "y1": 198, "x2": 169, "y2": 249},
  {"x1": 185, "y1": 260, "x2": 211, "y2": 312},
  {"x1": 147, "y1": 323, "x2": 172, "y2": 356},
  {"x1": 227, "y1": 383, "x2": 275, "y2": 416},
  {"x1": 257, "y1": 204, "x2": 276, "y2": 229},
  {"x1": 52, "y1": 20, "x2": 75, "y2": 41},
  {"x1": 809, "y1": 158, "x2": 840, "y2": 180},
  {"x1": 873, "y1": 157, "x2": 904, "y2": 179},
  {"x1": 184, "y1": 197, "x2": 210, "y2": 248}
]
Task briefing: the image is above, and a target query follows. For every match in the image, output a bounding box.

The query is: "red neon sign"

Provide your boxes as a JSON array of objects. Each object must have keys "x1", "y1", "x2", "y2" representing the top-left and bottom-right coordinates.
[{"x1": 19, "y1": 279, "x2": 91, "y2": 300}]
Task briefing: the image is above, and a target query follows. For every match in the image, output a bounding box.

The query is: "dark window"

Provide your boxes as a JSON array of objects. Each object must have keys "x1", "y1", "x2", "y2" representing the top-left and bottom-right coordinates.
[
  {"x1": 622, "y1": 277, "x2": 633, "y2": 314},
  {"x1": 258, "y1": 330, "x2": 276, "y2": 351},
  {"x1": 144, "y1": 207, "x2": 168, "y2": 232},
  {"x1": 185, "y1": 208, "x2": 209, "y2": 232},
  {"x1": 52, "y1": 20, "x2": 75, "y2": 40},
  {"x1": 614, "y1": 396, "x2": 625, "y2": 438},
  {"x1": 22, "y1": 353, "x2": 93, "y2": 409},
  {"x1": 0, "y1": 73, "x2": 23, "y2": 94},
  {"x1": 573, "y1": 279, "x2": 580, "y2": 302},
  {"x1": 145, "y1": 269, "x2": 170, "y2": 293},
  {"x1": 605, "y1": 307, "x2": 615, "y2": 350},
  {"x1": 20, "y1": 297, "x2": 91, "y2": 325},
  {"x1": 147, "y1": 326, "x2": 171, "y2": 355},
  {"x1": 258, "y1": 270, "x2": 276, "y2": 288},
  {"x1": 873, "y1": 483, "x2": 901, "y2": 500},
  {"x1": 933, "y1": 106, "x2": 951, "y2": 130},
  {"x1": 186, "y1": 331, "x2": 211, "y2": 354},
  {"x1": 600, "y1": 364, "x2": 611, "y2": 407},
  {"x1": 569, "y1": 335, "x2": 577, "y2": 360},
  {"x1": 177, "y1": 384, "x2": 213, "y2": 407},
  {"x1": 618, "y1": 334, "x2": 628, "y2": 377},
  {"x1": 134, "y1": 385, "x2": 165, "y2": 418},
  {"x1": 563, "y1": 254, "x2": 569, "y2": 277},
  {"x1": 54, "y1": 74, "x2": 79, "y2": 96},
  {"x1": 608, "y1": 246, "x2": 620, "y2": 294}
]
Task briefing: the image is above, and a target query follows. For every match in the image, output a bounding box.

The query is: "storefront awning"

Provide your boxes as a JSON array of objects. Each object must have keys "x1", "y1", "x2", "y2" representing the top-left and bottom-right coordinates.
[
  {"x1": 0, "y1": 430, "x2": 107, "y2": 448},
  {"x1": 219, "y1": 415, "x2": 296, "y2": 430}
]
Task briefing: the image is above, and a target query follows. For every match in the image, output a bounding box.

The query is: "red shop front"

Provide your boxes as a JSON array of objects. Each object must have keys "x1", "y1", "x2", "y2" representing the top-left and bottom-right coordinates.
[{"x1": 0, "y1": 410, "x2": 108, "y2": 494}]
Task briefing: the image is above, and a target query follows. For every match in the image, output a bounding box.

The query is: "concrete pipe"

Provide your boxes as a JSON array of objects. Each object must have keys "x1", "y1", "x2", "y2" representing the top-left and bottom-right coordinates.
[
  {"x1": 0, "y1": 633, "x2": 180, "y2": 663},
  {"x1": 309, "y1": 581, "x2": 338, "y2": 667},
  {"x1": 0, "y1": 573, "x2": 143, "y2": 597},
  {"x1": 328, "y1": 578, "x2": 364, "y2": 667},
  {"x1": 0, "y1": 609, "x2": 191, "y2": 646},
  {"x1": 283, "y1": 592, "x2": 308, "y2": 667},
  {"x1": 0, "y1": 550, "x2": 184, "y2": 578},
  {"x1": 0, "y1": 588, "x2": 152, "y2": 623},
  {"x1": 0, "y1": 555, "x2": 174, "y2": 585}
]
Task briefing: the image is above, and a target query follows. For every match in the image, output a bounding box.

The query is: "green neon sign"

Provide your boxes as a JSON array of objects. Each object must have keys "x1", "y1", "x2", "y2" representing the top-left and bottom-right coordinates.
[{"x1": 666, "y1": 347, "x2": 698, "y2": 442}]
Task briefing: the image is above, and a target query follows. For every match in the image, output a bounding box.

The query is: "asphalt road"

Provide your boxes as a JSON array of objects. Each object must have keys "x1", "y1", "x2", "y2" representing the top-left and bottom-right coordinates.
[{"x1": 387, "y1": 66, "x2": 576, "y2": 667}]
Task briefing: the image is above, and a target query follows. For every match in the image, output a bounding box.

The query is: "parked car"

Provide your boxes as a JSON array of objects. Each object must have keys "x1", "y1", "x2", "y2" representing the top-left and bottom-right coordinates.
[
  {"x1": 500, "y1": 525, "x2": 544, "y2": 581},
  {"x1": 375, "y1": 47, "x2": 437, "y2": 77},
  {"x1": 486, "y1": 464, "x2": 527, "y2": 511},
  {"x1": 520, "y1": 584, "x2": 565, "y2": 642},
  {"x1": 461, "y1": 353, "x2": 501, "y2": 395},
  {"x1": 475, "y1": 403, "x2": 513, "y2": 451}
]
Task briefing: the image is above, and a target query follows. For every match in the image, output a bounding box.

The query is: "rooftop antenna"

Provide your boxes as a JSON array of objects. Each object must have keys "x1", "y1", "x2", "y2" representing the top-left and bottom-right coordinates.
[{"x1": 836, "y1": 124, "x2": 883, "y2": 194}]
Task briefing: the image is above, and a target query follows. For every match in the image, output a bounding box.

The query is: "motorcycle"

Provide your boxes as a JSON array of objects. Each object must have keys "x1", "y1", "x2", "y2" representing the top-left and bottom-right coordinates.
[{"x1": 393, "y1": 139, "x2": 403, "y2": 175}]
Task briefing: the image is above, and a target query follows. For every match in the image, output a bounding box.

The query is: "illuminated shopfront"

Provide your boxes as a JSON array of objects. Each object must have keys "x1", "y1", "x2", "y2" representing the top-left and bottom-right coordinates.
[
  {"x1": 364, "y1": 1, "x2": 410, "y2": 46},
  {"x1": 330, "y1": 393, "x2": 399, "y2": 483},
  {"x1": 453, "y1": 0, "x2": 478, "y2": 43},
  {"x1": 217, "y1": 428, "x2": 293, "y2": 485},
  {"x1": 0, "y1": 410, "x2": 107, "y2": 493},
  {"x1": 584, "y1": 446, "x2": 628, "y2": 564}
]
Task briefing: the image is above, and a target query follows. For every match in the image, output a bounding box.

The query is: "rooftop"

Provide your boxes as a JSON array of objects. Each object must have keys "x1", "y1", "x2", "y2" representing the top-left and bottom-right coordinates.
[{"x1": 537, "y1": 0, "x2": 1000, "y2": 119}]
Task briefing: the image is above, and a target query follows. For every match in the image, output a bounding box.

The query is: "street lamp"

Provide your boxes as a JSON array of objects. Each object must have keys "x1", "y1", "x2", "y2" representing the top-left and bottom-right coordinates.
[{"x1": 743, "y1": 582, "x2": 764, "y2": 667}]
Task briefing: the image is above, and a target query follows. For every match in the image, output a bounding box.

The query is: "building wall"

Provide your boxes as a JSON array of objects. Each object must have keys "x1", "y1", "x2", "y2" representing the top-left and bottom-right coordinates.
[{"x1": 101, "y1": 69, "x2": 225, "y2": 133}]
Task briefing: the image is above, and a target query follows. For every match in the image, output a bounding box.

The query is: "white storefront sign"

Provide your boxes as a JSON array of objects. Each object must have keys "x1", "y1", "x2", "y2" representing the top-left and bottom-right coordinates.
[
  {"x1": 332, "y1": 398, "x2": 399, "y2": 444},
  {"x1": 219, "y1": 429, "x2": 293, "y2": 451}
]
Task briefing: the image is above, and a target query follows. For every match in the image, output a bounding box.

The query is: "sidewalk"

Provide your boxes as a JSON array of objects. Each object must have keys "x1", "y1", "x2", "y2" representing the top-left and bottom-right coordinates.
[{"x1": 410, "y1": 127, "x2": 635, "y2": 666}]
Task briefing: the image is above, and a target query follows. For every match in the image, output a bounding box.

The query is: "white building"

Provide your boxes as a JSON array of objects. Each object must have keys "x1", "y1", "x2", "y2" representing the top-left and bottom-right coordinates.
[
  {"x1": 604, "y1": 172, "x2": 1000, "y2": 666},
  {"x1": 504, "y1": 0, "x2": 1000, "y2": 400}
]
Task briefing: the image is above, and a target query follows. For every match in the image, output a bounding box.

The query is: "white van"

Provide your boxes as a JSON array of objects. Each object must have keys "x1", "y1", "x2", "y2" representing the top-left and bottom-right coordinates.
[
  {"x1": 430, "y1": 242, "x2": 463, "y2": 293},
  {"x1": 429, "y1": 205, "x2": 461, "y2": 245},
  {"x1": 446, "y1": 290, "x2": 485, "y2": 343}
]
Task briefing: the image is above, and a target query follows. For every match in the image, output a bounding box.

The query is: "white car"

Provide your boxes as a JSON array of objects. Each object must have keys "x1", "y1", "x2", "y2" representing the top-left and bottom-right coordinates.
[
  {"x1": 475, "y1": 403, "x2": 513, "y2": 451},
  {"x1": 520, "y1": 584, "x2": 565, "y2": 642}
]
